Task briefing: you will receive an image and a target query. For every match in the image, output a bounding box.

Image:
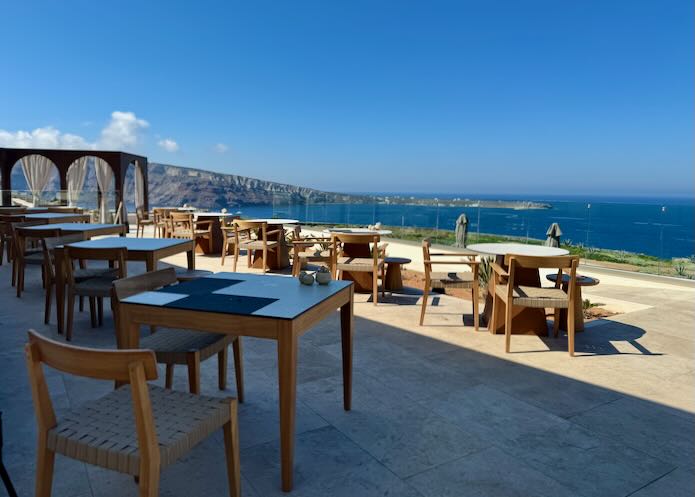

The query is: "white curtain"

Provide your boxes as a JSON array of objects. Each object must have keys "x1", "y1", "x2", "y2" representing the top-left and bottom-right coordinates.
[
  {"x1": 134, "y1": 162, "x2": 145, "y2": 211},
  {"x1": 21, "y1": 154, "x2": 54, "y2": 205},
  {"x1": 67, "y1": 157, "x2": 88, "y2": 206},
  {"x1": 94, "y1": 157, "x2": 113, "y2": 223}
]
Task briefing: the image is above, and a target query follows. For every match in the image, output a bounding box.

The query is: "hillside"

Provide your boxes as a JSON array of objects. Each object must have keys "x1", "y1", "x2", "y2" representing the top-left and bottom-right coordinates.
[{"x1": 146, "y1": 163, "x2": 361, "y2": 208}]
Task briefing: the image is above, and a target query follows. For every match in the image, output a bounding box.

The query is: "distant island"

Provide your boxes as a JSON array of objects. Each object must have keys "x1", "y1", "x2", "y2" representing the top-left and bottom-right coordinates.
[{"x1": 145, "y1": 163, "x2": 549, "y2": 210}]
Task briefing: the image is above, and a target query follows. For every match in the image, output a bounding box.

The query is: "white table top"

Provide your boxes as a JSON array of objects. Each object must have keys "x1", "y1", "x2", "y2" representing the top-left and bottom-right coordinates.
[
  {"x1": 467, "y1": 243, "x2": 569, "y2": 257},
  {"x1": 245, "y1": 219, "x2": 299, "y2": 225},
  {"x1": 24, "y1": 212, "x2": 86, "y2": 220},
  {"x1": 195, "y1": 212, "x2": 236, "y2": 217},
  {"x1": 122, "y1": 272, "x2": 351, "y2": 320},
  {"x1": 66, "y1": 236, "x2": 192, "y2": 252},
  {"x1": 22, "y1": 223, "x2": 122, "y2": 232},
  {"x1": 324, "y1": 228, "x2": 393, "y2": 236}
]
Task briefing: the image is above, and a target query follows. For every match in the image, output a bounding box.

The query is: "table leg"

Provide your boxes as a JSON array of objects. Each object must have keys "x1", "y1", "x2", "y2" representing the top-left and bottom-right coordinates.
[
  {"x1": 340, "y1": 289, "x2": 354, "y2": 411},
  {"x1": 277, "y1": 323, "x2": 297, "y2": 492},
  {"x1": 55, "y1": 247, "x2": 65, "y2": 334},
  {"x1": 187, "y1": 248, "x2": 195, "y2": 270},
  {"x1": 146, "y1": 254, "x2": 156, "y2": 272}
]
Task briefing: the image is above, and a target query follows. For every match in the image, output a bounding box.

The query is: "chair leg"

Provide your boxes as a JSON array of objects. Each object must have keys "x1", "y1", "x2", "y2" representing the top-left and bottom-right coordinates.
[
  {"x1": 44, "y1": 282, "x2": 53, "y2": 324},
  {"x1": 221, "y1": 242, "x2": 227, "y2": 266},
  {"x1": 568, "y1": 303, "x2": 576, "y2": 357},
  {"x1": 66, "y1": 293, "x2": 75, "y2": 342},
  {"x1": 419, "y1": 286, "x2": 430, "y2": 326},
  {"x1": 218, "y1": 346, "x2": 228, "y2": 390},
  {"x1": 34, "y1": 437, "x2": 55, "y2": 497},
  {"x1": 262, "y1": 248, "x2": 268, "y2": 273},
  {"x1": 16, "y1": 263, "x2": 23, "y2": 298},
  {"x1": 380, "y1": 264, "x2": 385, "y2": 299},
  {"x1": 553, "y1": 308, "x2": 561, "y2": 338},
  {"x1": 88, "y1": 297, "x2": 97, "y2": 328},
  {"x1": 186, "y1": 351, "x2": 201, "y2": 395},
  {"x1": 97, "y1": 297, "x2": 104, "y2": 326},
  {"x1": 472, "y1": 285, "x2": 479, "y2": 331},
  {"x1": 165, "y1": 364, "x2": 174, "y2": 389},
  {"x1": 223, "y1": 400, "x2": 241, "y2": 497},
  {"x1": 79, "y1": 296, "x2": 84, "y2": 312},
  {"x1": 233, "y1": 246, "x2": 239, "y2": 272},
  {"x1": 373, "y1": 270, "x2": 378, "y2": 305},
  {"x1": 490, "y1": 293, "x2": 499, "y2": 333},
  {"x1": 232, "y1": 338, "x2": 244, "y2": 403},
  {"x1": 138, "y1": 464, "x2": 160, "y2": 497},
  {"x1": 504, "y1": 300, "x2": 513, "y2": 353}
]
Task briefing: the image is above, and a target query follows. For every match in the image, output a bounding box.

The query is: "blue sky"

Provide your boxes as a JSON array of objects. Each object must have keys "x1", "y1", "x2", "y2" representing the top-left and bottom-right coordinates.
[{"x1": 1, "y1": 0, "x2": 692, "y2": 196}]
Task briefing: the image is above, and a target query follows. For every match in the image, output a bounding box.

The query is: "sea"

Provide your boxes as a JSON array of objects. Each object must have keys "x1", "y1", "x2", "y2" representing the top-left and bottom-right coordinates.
[{"x1": 236, "y1": 194, "x2": 695, "y2": 259}]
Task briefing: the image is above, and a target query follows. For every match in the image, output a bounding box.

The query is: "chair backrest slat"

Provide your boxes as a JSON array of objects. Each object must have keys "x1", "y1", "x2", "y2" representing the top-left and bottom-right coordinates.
[
  {"x1": 504, "y1": 254, "x2": 578, "y2": 270},
  {"x1": 26, "y1": 330, "x2": 157, "y2": 381},
  {"x1": 112, "y1": 267, "x2": 178, "y2": 301}
]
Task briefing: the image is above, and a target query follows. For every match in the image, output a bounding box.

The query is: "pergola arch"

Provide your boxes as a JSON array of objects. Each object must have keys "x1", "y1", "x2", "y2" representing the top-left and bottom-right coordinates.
[
  {"x1": 8, "y1": 153, "x2": 60, "y2": 205},
  {"x1": 0, "y1": 147, "x2": 149, "y2": 217}
]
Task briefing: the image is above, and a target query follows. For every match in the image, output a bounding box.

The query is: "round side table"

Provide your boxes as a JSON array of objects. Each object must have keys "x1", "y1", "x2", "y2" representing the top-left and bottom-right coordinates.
[
  {"x1": 546, "y1": 273, "x2": 600, "y2": 332},
  {"x1": 384, "y1": 257, "x2": 411, "y2": 291}
]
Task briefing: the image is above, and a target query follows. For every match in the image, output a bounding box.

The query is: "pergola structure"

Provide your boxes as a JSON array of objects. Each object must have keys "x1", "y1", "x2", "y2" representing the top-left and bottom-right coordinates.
[{"x1": 0, "y1": 147, "x2": 149, "y2": 212}]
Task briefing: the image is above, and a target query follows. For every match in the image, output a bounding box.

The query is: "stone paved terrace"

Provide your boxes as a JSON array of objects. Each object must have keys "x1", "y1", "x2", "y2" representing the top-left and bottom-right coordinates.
[{"x1": 1, "y1": 229, "x2": 694, "y2": 497}]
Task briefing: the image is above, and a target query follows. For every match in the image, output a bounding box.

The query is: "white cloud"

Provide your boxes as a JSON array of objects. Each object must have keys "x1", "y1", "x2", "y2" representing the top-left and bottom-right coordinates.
[
  {"x1": 98, "y1": 111, "x2": 149, "y2": 149},
  {"x1": 0, "y1": 110, "x2": 186, "y2": 160},
  {"x1": 0, "y1": 126, "x2": 92, "y2": 149},
  {"x1": 214, "y1": 143, "x2": 229, "y2": 153},
  {"x1": 0, "y1": 111, "x2": 151, "y2": 152},
  {"x1": 158, "y1": 138, "x2": 179, "y2": 152}
]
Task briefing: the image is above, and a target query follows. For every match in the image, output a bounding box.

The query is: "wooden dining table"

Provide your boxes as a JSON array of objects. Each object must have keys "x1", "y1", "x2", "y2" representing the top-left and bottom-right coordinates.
[
  {"x1": 53, "y1": 237, "x2": 196, "y2": 334},
  {"x1": 118, "y1": 272, "x2": 354, "y2": 492},
  {"x1": 467, "y1": 243, "x2": 569, "y2": 335},
  {"x1": 23, "y1": 212, "x2": 91, "y2": 224}
]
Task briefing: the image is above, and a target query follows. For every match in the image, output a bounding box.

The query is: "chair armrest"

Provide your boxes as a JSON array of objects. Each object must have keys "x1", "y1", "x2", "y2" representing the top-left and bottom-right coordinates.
[
  {"x1": 429, "y1": 251, "x2": 478, "y2": 257},
  {"x1": 265, "y1": 229, "x2": 282, "y2": 236},
  {"x1": 490, "y1": 262, "x2": 508, "y2": 277}
]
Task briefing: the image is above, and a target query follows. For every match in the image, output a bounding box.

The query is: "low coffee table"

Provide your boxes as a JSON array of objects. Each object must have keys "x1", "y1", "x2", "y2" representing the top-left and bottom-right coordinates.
[
  {"x1": 384, "y1": 257, "x2": 411, "y2": 291},
  {"x1": 546, "y1": 273, "x2": 600, "y2": 332}
]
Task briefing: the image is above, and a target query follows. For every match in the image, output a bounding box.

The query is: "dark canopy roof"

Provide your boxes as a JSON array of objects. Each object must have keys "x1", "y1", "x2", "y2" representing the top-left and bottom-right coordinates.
[{"x1": 0, "y1": 147, "x2": 148, "y2": 209}]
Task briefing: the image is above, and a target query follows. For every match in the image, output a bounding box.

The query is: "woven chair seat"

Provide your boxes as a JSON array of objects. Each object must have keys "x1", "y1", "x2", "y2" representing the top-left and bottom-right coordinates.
[
  {"x1": 298, "y1": 250, "x2": 331, "y2": 261},
  {"x1": 23, "y1": 251, "x2": 45, "y2": 265},
  {"x1": 141, "y1": 329, "x2": 232, "y2": 364},
  {"x1": 336, "y1": 257, "x2": 384, "y2": 272},
  {"x1": 430, "y1": 271, "x2": 474, "y2": 289},
  {"x1": 46, "y1": 385, "x2": 232, "y2": 476},
  {"x1": 241, "y1": 240, "x2": 278, "y2": 249},
  {"x1": 172, "y1": 229, "x2": 210, "y2": 238},
  {"x1": 74, "y1": 267, "x2": 119, "y2": 281},
  {"x1": 74, "y1": 276, "x2": 120, "y2": 297},
  {"x1": 496, "y1": 284, "x2": 569, "y2": 308}
]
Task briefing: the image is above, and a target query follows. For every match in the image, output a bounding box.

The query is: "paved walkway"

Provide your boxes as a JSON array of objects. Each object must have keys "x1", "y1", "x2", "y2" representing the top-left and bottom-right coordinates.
[{"x1": 1, "y1": 229, "x2": 693, "y2": 496}]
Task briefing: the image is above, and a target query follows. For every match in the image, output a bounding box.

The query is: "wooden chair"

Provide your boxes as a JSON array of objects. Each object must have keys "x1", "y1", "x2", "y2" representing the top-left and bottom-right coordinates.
[
  {"x1": 330, "y1": 233, "x2": 385, "y2": 305},
  {"x1": 64, "y1": 246, "x2": 128, "y2": 341},
  {"x1": 112, "y1": 268, "x2": 245, "y2": 398},
  {"x1": 291, "y1": 233, "x2": 332, "y2": 277},
  {"x1": 420, "y1": 239, "x2": 480, "y2": 328},
  {"x1": 170, "y1": 212, "x2": 213, "y2": 248},
  {"x1": 13, "y1": 224, "x2": 59, "y2": 298},
  {"x1": 24, "y1": 330, "x2": 240, "y2": 497},
  {"x1": 135, "y1": 208, "x2": 155, "y2": 237},
  {"x1": 41, "y1": 235, "x2": 117, "y2": 325},
  {"x1": 152, "y1": 208, "x2": 173, "y2": 238},
  {"x1": 220, "y1": 216, "x2": 244, "y2": 266},
  {"x1": 491, "y1": 254, "x2": 579, "y2": 356},
  {"x1": 231, "y1": 220, "x2": 281, "y2": 272}
]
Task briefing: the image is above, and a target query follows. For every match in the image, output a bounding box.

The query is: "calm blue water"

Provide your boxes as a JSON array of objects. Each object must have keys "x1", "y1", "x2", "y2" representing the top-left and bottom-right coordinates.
[{"x1": 239, "y1": 197, "x2": 694, "y2": 259}]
